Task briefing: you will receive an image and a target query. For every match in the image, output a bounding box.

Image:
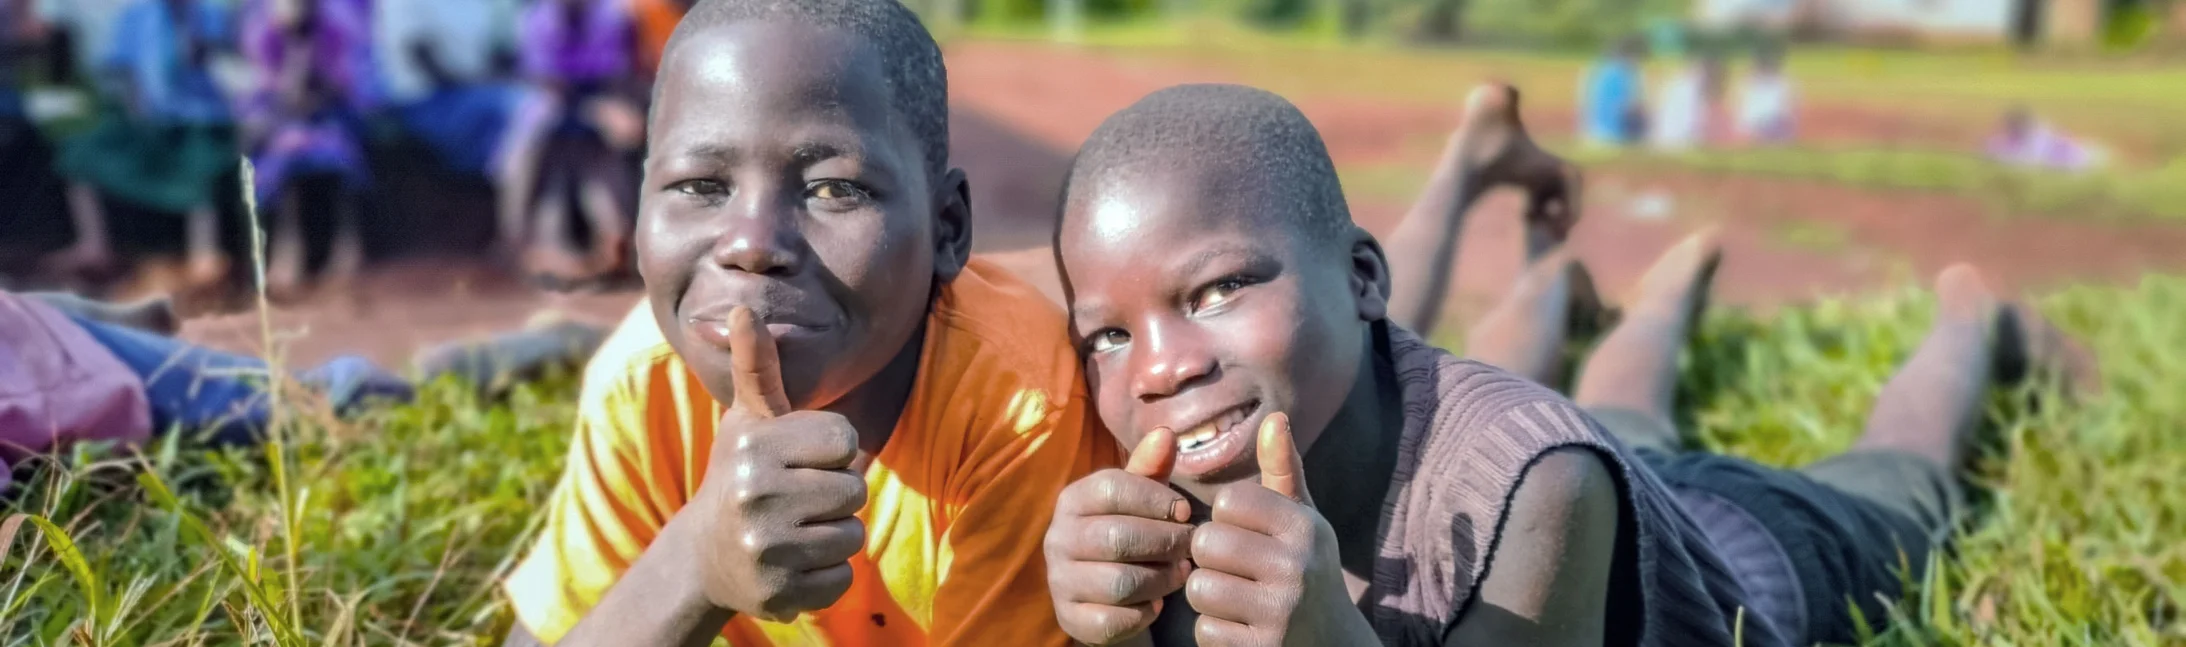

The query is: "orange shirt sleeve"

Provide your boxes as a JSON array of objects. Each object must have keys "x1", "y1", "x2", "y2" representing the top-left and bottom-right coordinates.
[{"x1": 503, "y1": 312, "x2": 705, "y2": 644}]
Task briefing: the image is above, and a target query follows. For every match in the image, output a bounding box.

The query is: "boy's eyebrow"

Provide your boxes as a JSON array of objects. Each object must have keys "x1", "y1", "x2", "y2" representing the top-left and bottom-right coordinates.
[
  {"x1": 1174, "y1": 245, "x2": 1251, "y2": 281},
  {"x1": 676, "y1": 143, "x2": 739, "y2": 165}
]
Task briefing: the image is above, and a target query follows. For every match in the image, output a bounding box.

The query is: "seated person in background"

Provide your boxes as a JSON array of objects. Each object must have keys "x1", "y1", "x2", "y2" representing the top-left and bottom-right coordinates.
[
  {"x1": 1579, "y1": 35, "x2": 1647, "y2": 147},
  {"x1": 1735, "y1": 42, "x2": 1795, "y2": 144},
  {"x1": 505, "y1": 0, "x2": 644, "y2": 286},
  {"x1": 46, "y1": 0, "x2": 237, "y2": 288},
  {"x1": 497, "y1": 0, "x2": 1121, "y2": 644},
  {"x1": 1986, "y1": 106, "x2": 2105, "y2": 172},
  {"x1": 374, "y1": 0, "x2": 525, "y2": 188},
  {"x1": 1650, "y1": 49, "x2": 1726, "y2": 151},
  {"x1": 0, "y1": 289, "x2": 608, "y2": 492},
  {"x1": 1041, "y1": 82, "x2": 2093, "y2": 646},
  {"x1": 242, "y1": 0, "x2": 379, "y2": 298}
]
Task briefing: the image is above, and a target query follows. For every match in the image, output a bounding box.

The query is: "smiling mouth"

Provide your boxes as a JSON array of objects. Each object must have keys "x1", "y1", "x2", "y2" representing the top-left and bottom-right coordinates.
[{"x1": 1175, "y1": 400, "x2": 1259, "y2": 454}]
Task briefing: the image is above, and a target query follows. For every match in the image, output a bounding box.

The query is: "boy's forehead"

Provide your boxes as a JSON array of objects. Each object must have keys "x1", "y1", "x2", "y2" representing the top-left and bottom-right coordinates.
[
  {"x1": 652, "y1": 22, "x2": 903, "y2": 149},
  {"x1": 1066, "y1": 162, "x2": 1286, "y2": 244},
  {"x1": 658, "y1": 21, "x2": 888, "y2": 109}
]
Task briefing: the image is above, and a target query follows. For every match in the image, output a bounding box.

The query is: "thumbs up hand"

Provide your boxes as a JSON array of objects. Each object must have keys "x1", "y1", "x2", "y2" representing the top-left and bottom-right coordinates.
[
  {"x1": 689, "y1": 307, "x2": 868, "y2": 622},
  {"x1": 1186, "y1": 413, "x2": 1373, "y2": 647},
  {"x1": 1044, "y1": 428, "x2": 1197, "y2": 645}
]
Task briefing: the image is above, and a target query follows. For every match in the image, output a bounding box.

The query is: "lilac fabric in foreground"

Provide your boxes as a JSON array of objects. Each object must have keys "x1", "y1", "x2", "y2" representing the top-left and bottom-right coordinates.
[{"x1": 0, "y1": 293, "x2": 151, "y2": 491}]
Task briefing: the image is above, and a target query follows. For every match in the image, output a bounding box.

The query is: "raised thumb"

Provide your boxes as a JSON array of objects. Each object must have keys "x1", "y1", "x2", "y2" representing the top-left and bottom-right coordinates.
[
  {"x1": 727, "y1": 306, "x2": 793, "y2": 418},
  {"x1": 1256, "y1": 413, "x2": 1312, "y2": 507}
]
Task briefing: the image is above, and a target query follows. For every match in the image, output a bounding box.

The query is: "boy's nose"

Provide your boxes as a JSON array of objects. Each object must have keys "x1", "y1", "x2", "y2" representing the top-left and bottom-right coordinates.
[
  {"x1": 709, "y1": 189, "x2": 804, "y2": 277},
  {"x1": 1130, "y1": 321, "x2": 1216, "y2": 402}
]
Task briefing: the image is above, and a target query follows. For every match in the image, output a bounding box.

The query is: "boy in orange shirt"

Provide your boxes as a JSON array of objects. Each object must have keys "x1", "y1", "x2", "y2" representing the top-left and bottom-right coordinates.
[{"x1": 497, "y1": 0, "x2": 1122, "y2": 644}]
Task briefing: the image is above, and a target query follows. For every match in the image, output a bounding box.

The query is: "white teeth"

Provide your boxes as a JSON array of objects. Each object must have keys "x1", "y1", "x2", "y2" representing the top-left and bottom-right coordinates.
[{"x1": 1175, "y1": 424, "x2": 1220, "y2": 452}]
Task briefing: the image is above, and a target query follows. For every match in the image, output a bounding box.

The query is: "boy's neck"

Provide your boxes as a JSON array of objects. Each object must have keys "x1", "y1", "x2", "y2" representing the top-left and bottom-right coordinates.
[
  {"x1": 1304, "y1": 321, "x2": 1405, "y2": 578},
  {"x1": 821, "y1": 321, "x2": 926, "y2": 463}
]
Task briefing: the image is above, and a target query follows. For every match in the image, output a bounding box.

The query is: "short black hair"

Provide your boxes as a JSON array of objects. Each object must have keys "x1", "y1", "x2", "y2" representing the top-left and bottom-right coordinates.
[
  {"x1": 1061, "y1": 83, "x2": 1355, "y2": 247},
  {"x1": 665, "y1": 0, "x2": 949, "y2": 179}
]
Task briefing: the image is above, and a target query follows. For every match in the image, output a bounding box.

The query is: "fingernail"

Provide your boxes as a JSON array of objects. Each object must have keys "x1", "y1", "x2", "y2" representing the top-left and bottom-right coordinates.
[{"x1": 1169, "y1": 498, "x2": 1190, "y2": 523}]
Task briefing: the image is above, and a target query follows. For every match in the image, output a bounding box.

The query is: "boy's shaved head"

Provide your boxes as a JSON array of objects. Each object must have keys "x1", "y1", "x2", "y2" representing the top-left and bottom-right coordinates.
[
  {"x1": 667, "y1": 0, "x2": 949, "y2": 177},
  {"x1": 1063, "y1": 83, "x2": 1356, "y2": 249},
  {"x1": 1055, "y1": 84, "x2": 1391, "y2": 497}
]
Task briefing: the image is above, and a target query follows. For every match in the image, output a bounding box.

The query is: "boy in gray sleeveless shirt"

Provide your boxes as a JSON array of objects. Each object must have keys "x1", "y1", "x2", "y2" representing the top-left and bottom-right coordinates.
[{"x1": 1039, "y1": 82, "x2": 2089, "y2": 646}]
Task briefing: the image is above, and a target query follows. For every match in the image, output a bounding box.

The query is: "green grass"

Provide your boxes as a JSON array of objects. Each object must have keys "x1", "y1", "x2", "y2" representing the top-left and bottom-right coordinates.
[
  {"x1": 1573, "y1": 146, "x2": 2186, "y2": 223},
  {"x1": 6, "y1": 275, "x2": 2183, "y2": 644}
]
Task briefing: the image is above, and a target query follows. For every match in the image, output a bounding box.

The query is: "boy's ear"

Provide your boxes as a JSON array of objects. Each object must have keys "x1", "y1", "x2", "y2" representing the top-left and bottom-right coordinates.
[
  {"x1": 932, "y1": 167, "x2": 975, "y2": 282},
  {"x1": 1350, "y1": 231, "x2": 1392, "y2": 322}
]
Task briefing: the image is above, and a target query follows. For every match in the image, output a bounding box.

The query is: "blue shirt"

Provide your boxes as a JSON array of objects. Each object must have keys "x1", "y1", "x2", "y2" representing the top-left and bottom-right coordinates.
[
  {"x1": 1581, "y1": 59, "x2": 1641, "y2": 144},
  {"x1": 106, "y1": 0, "x2": 235, "y2": 124}
]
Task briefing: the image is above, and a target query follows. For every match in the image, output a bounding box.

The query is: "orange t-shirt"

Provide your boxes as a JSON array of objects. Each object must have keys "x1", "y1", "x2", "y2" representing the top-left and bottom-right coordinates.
[
  {"x1": 632, "y1": 0, "x2": 685, "y2": 78},
  {"x1": 503, "y1": 259, "x2": 1122, "y2": 645}
]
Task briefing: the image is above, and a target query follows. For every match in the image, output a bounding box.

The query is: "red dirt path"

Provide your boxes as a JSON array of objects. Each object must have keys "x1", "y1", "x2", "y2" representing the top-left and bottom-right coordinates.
[{"x1": 170, "y1": 41, "x2": 2186, "y2": 369}]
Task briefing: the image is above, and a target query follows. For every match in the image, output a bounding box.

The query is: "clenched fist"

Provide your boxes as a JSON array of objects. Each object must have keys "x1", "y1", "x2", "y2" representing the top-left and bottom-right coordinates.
[
  {"x1": 1045, "y1": 428, "x2": 1196, "y2": 645},
  {"x1": 1185, "y1": 414, "x2": 1376, "y2": 647},
  {"x1": 687, "y1": 307, "x2": 868, "y2": 622}
]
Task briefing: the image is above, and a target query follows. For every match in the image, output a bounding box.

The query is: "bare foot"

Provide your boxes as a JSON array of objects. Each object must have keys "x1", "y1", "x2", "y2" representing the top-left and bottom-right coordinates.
[
  {"x1": 185, "y1": 249, "x2": 231, "y2": 291},
  {"x1": 1932, "y1": 263, "x2": 1998, "y2": 329},
  {"x1": 524, "y1": 244, "x2": 593, "y2": 286},
  {"x1": 1451, "y1": 83, "x2": 1583, "y2": 243},
  {"x1": 1631, "y1": 227, "x2": 1724, "y2": 325},
  {"x1": 587, "y1": 233, "x2": 628, "y2": 278},
  {"x1": 1997, "y1": 302, "x2": 2101, "y2": 401},
  {"x1": 41, "y1": 244, "x2": 117, "y2": 278}
]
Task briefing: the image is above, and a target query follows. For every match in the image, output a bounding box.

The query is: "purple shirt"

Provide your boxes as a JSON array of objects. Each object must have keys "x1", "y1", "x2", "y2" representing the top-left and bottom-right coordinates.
[
  {"x1": 242, "y1": 0, "x2": 380, "y2": 116},
  {"x1": 519, "y1": 0, "x2": 631, "y2": 85}
]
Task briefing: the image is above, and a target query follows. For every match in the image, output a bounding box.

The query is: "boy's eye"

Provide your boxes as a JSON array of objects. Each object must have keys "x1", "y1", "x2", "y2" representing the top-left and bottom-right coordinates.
[
  {"x1": 1190, "y1": 278, "x2": 1248, "y2": 313},
  {"x1": 1086, "y1": 329, "x2": 1130, "y2": 354},
  {"x1": 807, "y1": 180, "x2": 873, "y2": 209},
  {"x1": 672, "y1": 179, "x2": 727, "y2": 198}
]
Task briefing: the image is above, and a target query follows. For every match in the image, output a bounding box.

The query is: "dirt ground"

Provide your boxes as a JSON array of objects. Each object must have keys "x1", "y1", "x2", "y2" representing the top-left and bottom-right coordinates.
[{"x1": 127, "y1": 41, "x2": 2186, "y2": 368}]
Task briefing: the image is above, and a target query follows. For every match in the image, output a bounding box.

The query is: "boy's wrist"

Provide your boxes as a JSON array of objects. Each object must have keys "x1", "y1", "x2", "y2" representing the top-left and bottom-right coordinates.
[{"x1": 659, "y1": 510, "x2": 740, "y2": 621}]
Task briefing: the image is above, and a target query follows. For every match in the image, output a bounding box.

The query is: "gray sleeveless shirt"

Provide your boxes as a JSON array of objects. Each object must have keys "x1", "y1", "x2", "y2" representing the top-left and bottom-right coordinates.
[{"x1": 1362, "y1": 327, "x2": 1790, "y2": 647}]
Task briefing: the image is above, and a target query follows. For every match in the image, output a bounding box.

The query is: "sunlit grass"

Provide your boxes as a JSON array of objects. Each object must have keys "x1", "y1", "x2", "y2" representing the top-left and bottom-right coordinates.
[{"x1": 5, "y1": 274, "x2": 2181, "y2": 644}]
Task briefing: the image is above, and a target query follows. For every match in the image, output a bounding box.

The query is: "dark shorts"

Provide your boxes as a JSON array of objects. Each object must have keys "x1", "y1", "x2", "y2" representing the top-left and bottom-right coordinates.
[{"x1": 1589, "y1": 407, "x2": 1962, "y2": 645}]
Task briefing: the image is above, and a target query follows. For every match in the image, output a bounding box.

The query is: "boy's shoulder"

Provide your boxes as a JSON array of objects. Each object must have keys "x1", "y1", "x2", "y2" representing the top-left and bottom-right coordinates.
[
  {"x1": 922, "y1": 258, "x2": 1085, "y2": 399},
  {"x1": 1386, "y1": 327, "x2": 1588, "y2": 431}
]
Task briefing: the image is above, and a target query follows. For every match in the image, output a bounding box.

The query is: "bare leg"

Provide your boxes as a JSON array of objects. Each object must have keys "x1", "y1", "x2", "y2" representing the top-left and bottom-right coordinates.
[
  {"x1": 1851, "y1": 264, "x2": 2003, "y2": 469},
  {"x1": 1385, "y1": 83, "x2": 1581, "y2": 335},
  {"x1": 325, "y1": 197, "x2": 365, "y2": 286},
  {"x1": 184, "y1": 205, "x2": 229, "y2": 289},
  {"x1": 45, "y1": 183, "x2": 116, "y2": 275},
  {"x1": 1572, "y1": 230, "x2": 1723, "y2": 425},
  {"x1": 495, "y1": 120, "x2": 547, "y2": 258},
  {"x1": 266, "y1": 189, "x2": 308, "y2": 298},
  {"x1": 578, "y1": 172, "x2": 629, "y2": 277},
  {"x1": 410, "y1": 312, "x2": 610, "y2": 395},
  {"x1": 523, "y1": 173, "x2": 589, "y2": 283},
  {"x1": 1464, "y1": 249, "x2": 1582, "y2": 385}
]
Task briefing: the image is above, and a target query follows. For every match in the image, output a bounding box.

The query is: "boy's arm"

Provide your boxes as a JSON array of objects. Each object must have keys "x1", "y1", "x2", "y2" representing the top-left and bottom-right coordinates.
[
  {"x1": 553, "y1": 513, "x2": 735, "y2": 647},
  {"x1": 1446, "y1": 447, "x2": 1618, "y2": 647}
]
